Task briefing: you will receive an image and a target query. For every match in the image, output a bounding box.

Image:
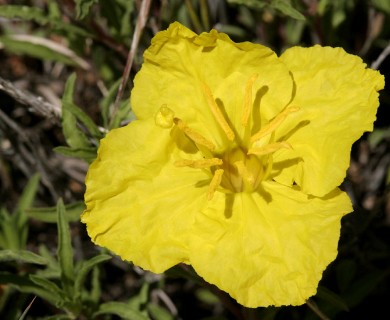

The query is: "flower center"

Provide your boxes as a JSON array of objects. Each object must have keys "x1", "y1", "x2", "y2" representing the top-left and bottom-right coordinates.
[{"x1": 155, "y1": 76, "x2": 299, "y2": 200}]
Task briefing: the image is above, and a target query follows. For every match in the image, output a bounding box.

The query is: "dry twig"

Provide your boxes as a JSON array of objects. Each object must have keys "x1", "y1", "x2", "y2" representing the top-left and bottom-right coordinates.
[
  {"x1": 0, "y1": 76, "x2": 61, "y2": 121},
  {"x1": 110, "y1": 0, "x2": 152, "y2": 127}
]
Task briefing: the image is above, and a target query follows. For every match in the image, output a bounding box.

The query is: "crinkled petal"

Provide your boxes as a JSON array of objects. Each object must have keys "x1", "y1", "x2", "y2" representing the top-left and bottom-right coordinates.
[
  {"x1": 82, "y1": 119, "x2": 209, "y2": 272},
  {"x1": 189, "y1": 182, "x2": 352, "y2": 307},
  {"x1": 275, "y1": 45, "x2": 384, "y2": 196},
  {"x1": 132, "y1": 22, "x2": 294, "y2": 151}
]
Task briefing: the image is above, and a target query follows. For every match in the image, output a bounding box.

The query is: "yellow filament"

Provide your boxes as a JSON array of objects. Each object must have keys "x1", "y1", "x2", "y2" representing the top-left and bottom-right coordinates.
[
  {"x1": 174, "y1": 118, "x2": 216, "y2": 151},
  {"x1": 201, "y1": 82, "x2": 235, "y2": 141},
  {"x1": 208, "y1": 169, "x2": 224, "y2": 200},
  {"x1": 262, "y1": 155, "x2": 273, "y2": 181},
  {"x1": 250, "y1": 106, "x2": 300, "y2": 143},
  {"x1": 175, "y1": 158, "x2": 223, "y2": 168},
  {"x1": 248, "y1": 141, "x2": 292, "y2": 156},
  {"x1": 155, "y1": 105, "x2": 175, "y2": 128},
  {"x1": 241, "y1": 74, "x2": 259, "y2": 127}
]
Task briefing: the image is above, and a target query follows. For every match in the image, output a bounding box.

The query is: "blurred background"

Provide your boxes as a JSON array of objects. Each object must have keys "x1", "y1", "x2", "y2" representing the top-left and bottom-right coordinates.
[{"x1": 0, "y1": 0, "x2": 389, "y2": 319}]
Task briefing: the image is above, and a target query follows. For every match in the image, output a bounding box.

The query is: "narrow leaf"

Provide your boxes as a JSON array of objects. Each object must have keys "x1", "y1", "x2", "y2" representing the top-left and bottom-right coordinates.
[
  {"x1": 29, "y1": 275, "x2": 65, "y2": 301},
  {"x1": 100, "y1": 78, "x2": 122, "y2": 127},
  {"x1": 54, "y1": 146, "x2": 97, "y2": 163},
  {"x1": 95, "y1": 302, "x2": 150, "y2": 320},
  {"x1": 0, "y1": 272, "x2": 60, "y2": 306},
  {"x1": 26, "y1": 201, "x2": 85, "y2": 223},
  {"x1": 16, "y1": 173, "x2": 40, "y2": 215},
  {"x1": 61, "y1": 74, "x2": 91, "y2": 149},
  {"x1": 0, "y1": 249, "x2": 47, "y2": 265},
  {"x1": 74, "y1": 254, "x2": 111, "y2": 297},
  {"x1": 147, "y1": 303, "x2": 174, "y2": 320},
  {"x1": 75, "y1": 0, "x2": 99, "y2": 20},
  {"x1": 15, "y1": 173, "x2": 40, "y2": 248},
  {"x1": 0, "y1": 5, "x2": 90, "y2": 36},
  {"x1": 271, "y1": 0, "x2": 305, "y2": 20},
  {"x1": 56, "y1": 199, "x2": 74, "y2": 296},
  {"x1": 0, "y1": 36, "x2": 89, "y2": 69},
  {"x1": 63, "y1": 102, "x2": 103, "y2": 139}
]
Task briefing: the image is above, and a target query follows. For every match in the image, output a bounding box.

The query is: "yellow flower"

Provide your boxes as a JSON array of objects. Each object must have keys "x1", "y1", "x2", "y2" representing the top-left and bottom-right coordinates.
[{"x1": 82, "y1": 22, "x2": 384, "y2": 307}]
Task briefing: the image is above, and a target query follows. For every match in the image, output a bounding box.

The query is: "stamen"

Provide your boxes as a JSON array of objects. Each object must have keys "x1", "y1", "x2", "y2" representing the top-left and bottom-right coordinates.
[
  {"x1": 241, "y1": 74, "x2": 259, "y2": 127},
  {"x1": 248, "y1": 141, "x2": 292, "y2": 156},
  {"x1": 208, "y1": 169, "x2": 224, "y2": 200},
  {"x1": 174, "y1": 118, "x2": 216, "y2": 151},
  {"x1": 175, "y1": 158, "x2": 223, "y2": 168},
  {"x1": 250, "y1": 106, "x2": 300, "y2": 143},
  {"x1": 155, "y1": 105, "x2": 175, "y2": 128},
  {"x1": 201, "y1": 82, "x2": 235, "y2": 141},
  {"x1": 262, "y1": 155, "x2": 273, "y2": 181}
]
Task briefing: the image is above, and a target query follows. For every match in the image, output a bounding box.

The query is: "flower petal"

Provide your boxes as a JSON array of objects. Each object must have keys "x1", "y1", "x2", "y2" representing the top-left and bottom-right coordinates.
[
  {"x1": 275, "y1": 45, "x2": 384, "y2": 196},
  {"x1": 189, "y1": 182, "x2": 352, "y2": 307},
  {"x1": 132, "y1": 22, "x2": 294, "y2": 151},
  {"x1": 82, "y1": 119, "x2": 210, "y2": 272}
]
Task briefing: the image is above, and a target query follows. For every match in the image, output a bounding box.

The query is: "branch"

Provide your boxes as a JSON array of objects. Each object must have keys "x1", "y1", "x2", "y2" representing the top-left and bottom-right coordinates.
[
  {"x1": 110, "y1": 0, "x2": 152, "y2": 127},
  {"x1": 0, "y1": 76, "x2": 61, "y2": 121}
]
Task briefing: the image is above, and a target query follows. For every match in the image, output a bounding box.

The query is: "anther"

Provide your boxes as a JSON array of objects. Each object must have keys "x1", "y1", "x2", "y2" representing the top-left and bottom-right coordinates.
[
  {"x1": 241, "y1": 74, "x2": 259, "y2": 127},
  {"x1": 201, "y1": 82, "x2": 235, "y2": 141},
  {"x1": 208, "y1": 169, "x2": 224, "y2": 200},
  {"x1": 174, "y1": 118, "x2": 216, "y2": 151},
  {"x1": 250, "y1": 106, "x2": 300, "y2": 143},
  {"x1": 175, "y1": 158, "x2": 223, "y2": 168},
  {"x1": 155, "y1": 105, "x2": 175, "y2": 128},
  {"x1": 248, "y1": 141, "x2": 292, "y2": 156}
]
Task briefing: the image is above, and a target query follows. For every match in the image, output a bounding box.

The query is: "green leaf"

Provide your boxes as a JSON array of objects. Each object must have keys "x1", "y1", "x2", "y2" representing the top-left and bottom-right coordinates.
[
  {"x1": 0, "y1": 5, "x2": 90, "y2": 36},
  {"x1": 195, "y1": 288, "x2": 219, "y2": 305},
  {"x1": 89, "y1": 266, "x2": 101, "y2": 304},
  {"x1": 372, "y1": 0, "x2": 390, "y2": 14},
  {"x1": 368, "y1": 127, "x2": 390, "y2": 148},
  {"x1": 271, "y1": 0, "x2": 305, "y2": 20},
  {"x1": 165, "y1": 265, "x2": 203, "y2": 284},
  {"x1": 110, "y1": 99, "x2": 133, "y2": 129},
  {"x1": 316, "y1": 286, "x2": 349, "y2": 312},
  {"x1": 0, "y1": 36, "x2": 89, "y2": 69},
  {"x1": 75, "y1": 0, "x2": 99, "y2": 19},
  {"x1": 147, "y1": 303, "x2": 174, "y2": 320},
  {"x1": 16, "y1": 173, "x2": 40, "y2": 216},
  {"x1": 15, "y1": 173, "x2": 40, "y2": 246},
  {"x1": 54, "y1": 146, "x2": 97, "y2": 163},
  {"x1": 26, "y1": 201, "x2": 85, "y2": 223},
  {"x1": 29, "y1": 275, "x2": 66, "y2": 306},
  {"x1": 227, "y1": 0, "x2": 267, "y2": 10},
  {"x1": 61, "y1": 74, "x2": 91, "y2": 149},
  {"x1": 95, "y1": 302, "x2": 150, "y2": 320},
  {"x1": 100, "y1": 78, "x2": 122, "y2": 127},
  {"x1": 74, "y1": 254, "x2": 111, "y2": 298},
  {"x1": 56, "y1": 199, "x2": 75, "y2": 296},
  {"x1": 0, "y1": 208, "x2": 20, "y2": 250},
  {"x1": 0, "y1": 272, "x2": 61, "y2": 306},
  {"x1": 0, "y1": 249, "x2": 47, "y2": 265},
  {"x1": 63, "y1": 101, "x2": 103, "y2": 139}
]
